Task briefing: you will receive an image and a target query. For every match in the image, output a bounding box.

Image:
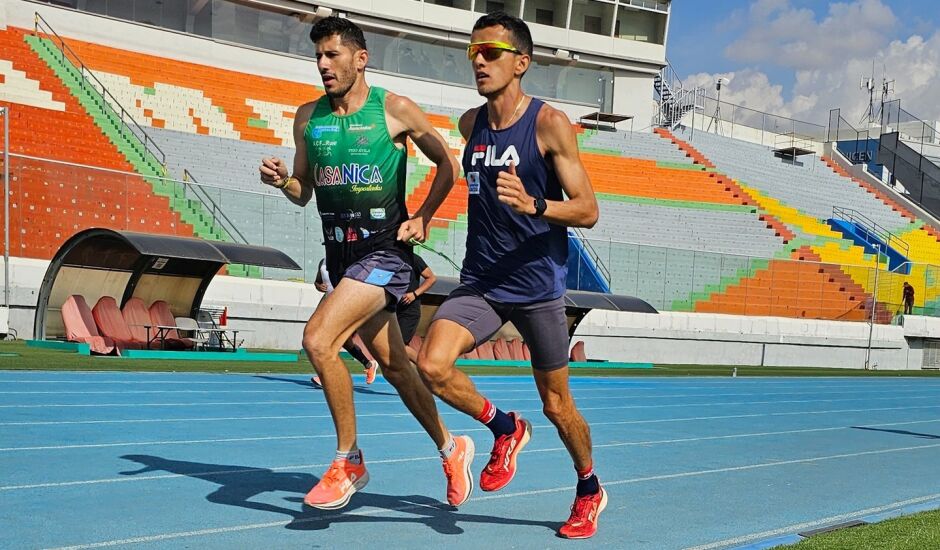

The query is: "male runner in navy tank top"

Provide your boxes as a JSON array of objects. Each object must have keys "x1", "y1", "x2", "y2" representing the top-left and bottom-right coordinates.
[
  {"x1": 414, "y1": 12, "x2": 605, "y2": 539},
  {"x1": 259, "y1": 17, "x2": 473, "y2": 512}
]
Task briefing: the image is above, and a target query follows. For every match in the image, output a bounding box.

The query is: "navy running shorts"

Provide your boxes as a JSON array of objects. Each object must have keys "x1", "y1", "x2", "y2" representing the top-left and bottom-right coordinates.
[{"x1": 431, "y1": 285, "x2": 569, "y2": 371}]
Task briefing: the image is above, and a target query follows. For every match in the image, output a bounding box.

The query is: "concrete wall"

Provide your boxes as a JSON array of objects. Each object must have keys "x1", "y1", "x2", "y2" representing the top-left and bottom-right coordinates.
[
  {"x1": 4, "y1": 256, "x2": 937, "y2": 370},
  {"x1": 575, "y1": 308, "x2": 936, "y2": 370}
]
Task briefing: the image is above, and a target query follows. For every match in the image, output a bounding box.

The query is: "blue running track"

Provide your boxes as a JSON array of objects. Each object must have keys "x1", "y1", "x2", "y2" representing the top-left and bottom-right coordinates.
[{"x1": 2, "y1": 371, "x2": 940, "y2": 549}]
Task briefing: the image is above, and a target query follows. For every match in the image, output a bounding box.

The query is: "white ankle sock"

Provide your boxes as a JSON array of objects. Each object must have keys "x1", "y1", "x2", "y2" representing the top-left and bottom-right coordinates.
[
  {"x1": 439, "y1": 436, "x2": 457, "y2": 459},
  {"x1": 336, "y1": 448, "x2": 361, "y2": 464}
]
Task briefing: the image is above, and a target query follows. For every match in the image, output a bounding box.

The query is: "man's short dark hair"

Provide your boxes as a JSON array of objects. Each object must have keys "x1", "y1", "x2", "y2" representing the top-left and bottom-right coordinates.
[
  {"x1": 309, "y1": 16, "x2": 367, "y2": 51},
  {"x1": 472, "y1": 11, "x2": 533, "y2": 56}
]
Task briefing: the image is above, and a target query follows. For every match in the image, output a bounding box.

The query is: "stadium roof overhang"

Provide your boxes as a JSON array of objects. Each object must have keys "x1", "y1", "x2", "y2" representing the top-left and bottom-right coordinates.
[
  {"x1": 33, "y1": 228, "x2": 301, "y2": 340},
  {"x1": 419, "y1": 277, "x2": 657, "y2": 340}
]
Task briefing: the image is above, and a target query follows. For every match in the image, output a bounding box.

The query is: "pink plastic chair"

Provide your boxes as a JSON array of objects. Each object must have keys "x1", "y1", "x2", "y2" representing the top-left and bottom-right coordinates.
[
  {"x1": 476, "y1": 340, "x2": 495, "y2": 361},
  {"x1": 508, "y1": 338, "x2": 526, "y2": 361},
  {"x1": 569, "y1": 340, "x2": 587, "y2": 363},
  {"x1": 92, "y1": 296, "x2": 141, "y2": 354},
  {"x1": 122, "y1": 298, "x2": 155, "y2": 348},
  {"x1": 60, "y1": 295, "x2": 115, "y2": 355},
  {"x1": 148, "y1": 300, "x2": 194, "y2": 350},
  {"x1": 493, "y1": 338, "x2": 512, "y2": 360}
]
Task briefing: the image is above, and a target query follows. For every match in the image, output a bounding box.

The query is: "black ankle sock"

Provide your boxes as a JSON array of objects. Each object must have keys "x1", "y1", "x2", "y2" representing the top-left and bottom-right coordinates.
[
  {"x1": 485, "y1": 409, "x2": 516, "y2": 437},
  {"x1": 576, "y1": 474, "x2": 600, "y2": 496}
]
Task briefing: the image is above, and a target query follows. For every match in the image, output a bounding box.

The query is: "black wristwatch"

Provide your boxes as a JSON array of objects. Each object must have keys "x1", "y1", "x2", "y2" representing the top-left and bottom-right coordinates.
[{"x1": 531, "y1": 197, "x2": 547, "y2": 218}]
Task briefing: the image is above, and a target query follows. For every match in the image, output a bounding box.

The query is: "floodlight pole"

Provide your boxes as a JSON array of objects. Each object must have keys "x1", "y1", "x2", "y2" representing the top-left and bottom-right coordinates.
[
  {"x1": 707, "y1": 83, "x2": 724, "y2": 135},
  {"x1": 864, "y1": 245, "x2": 881, "y2": 370}
]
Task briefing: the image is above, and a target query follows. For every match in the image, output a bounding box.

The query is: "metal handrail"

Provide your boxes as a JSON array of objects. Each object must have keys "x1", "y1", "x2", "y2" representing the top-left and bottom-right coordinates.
[
  {"x1": 33, "y1": 12, "x2": 167, "y2": 169},
  {"x1": 570, "y1": 227, "x2": 611, "y2": 282},
  {"x1": 832, "y1": 205, "x2": 910, "y2": 258},
  {"x1": 182, "y1": 169, "x2": 250, "y2": 245},
  {"x1": 881, "y1": 99, "x2": 938, "y2": 145}
]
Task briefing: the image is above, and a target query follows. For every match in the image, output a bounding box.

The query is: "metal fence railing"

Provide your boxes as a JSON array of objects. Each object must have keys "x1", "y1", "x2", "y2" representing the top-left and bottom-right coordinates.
[
  {"x1": 881, "y1": 99, "x2": 939, "y2": 153},
  {"x1": 33, "y1": 12, "x2": 167, "y2": 169},
  {"x1": 685, "y1": 95, "x2": 827, "y2": 149},
  {"x1": 6, "y1": 154, "x2": 940, "y2": 324}
]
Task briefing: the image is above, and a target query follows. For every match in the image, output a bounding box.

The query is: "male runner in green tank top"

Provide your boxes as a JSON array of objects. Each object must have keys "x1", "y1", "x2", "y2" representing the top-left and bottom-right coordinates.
[{"x1": 259, "y1": 17, "x2": 473, "y2": 511}]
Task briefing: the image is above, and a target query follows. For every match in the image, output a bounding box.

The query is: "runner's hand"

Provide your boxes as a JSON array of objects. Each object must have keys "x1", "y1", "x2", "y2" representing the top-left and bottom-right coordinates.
[
  {"x1": 398, "y1": 217, "x2": 427, "y2": 243},
  {"x1": 496, "y1": 162, "x2": 535, "y2": 215},
  {"x1": 260, "y1": 157, "x2": 289, "y2": 187}
]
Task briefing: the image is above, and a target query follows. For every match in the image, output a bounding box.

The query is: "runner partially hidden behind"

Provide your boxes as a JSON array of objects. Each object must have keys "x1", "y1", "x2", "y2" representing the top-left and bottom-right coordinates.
[
  {"x1": 259, "y1": 17, "x2": 474, "y2": 511},
  {"x1": 310, "y1": 258, "x2": 378, "y2": 388},
  {"x1": 414, "y1": 12, "x2": 605, "y2": 539}
]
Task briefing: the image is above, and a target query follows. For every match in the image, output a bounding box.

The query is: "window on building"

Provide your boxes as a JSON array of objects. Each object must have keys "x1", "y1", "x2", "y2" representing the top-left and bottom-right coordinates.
[
  {"x1": 427, "y1": 0, "x2": 473, "y2": 9},
  {"x1": 523, "y1": 0, "x2": 568, "y2": 28},
  {"x1": 569, "y1": 0, "x2": 615, "y2": 36},
  {"x1": 615, "y1": 4, "x2": 666, "y2": 44},
  {"x1": 482, "y1": 0, "x2": 522, "y2": 16}
]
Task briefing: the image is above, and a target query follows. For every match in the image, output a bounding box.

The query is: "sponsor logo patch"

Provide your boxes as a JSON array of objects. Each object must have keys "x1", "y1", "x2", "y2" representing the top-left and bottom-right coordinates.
[
  {"x1": 467, "y1": 172, "x2": 480, "y2": 195},
  {"x1": 311, "y1": 125, "x2": 340, "y2": 138}
]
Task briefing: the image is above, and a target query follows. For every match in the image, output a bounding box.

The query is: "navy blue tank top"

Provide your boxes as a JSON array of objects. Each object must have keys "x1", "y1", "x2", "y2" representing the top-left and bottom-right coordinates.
[{"x1": 460, "y1": 98, "x2": 568, "y2": 303}]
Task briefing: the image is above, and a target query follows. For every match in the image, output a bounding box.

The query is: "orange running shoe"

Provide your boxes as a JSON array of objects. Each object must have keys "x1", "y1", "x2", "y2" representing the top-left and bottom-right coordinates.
[
  {"x1": 303, "y1": 455, "x2": 370, "y2": 510},
  {"x1": 364, "y1": 360, "x2": 378, "y2": 385},
  {"x1": 441, "y1": 435, "x2": 475, "y2": 507},
  {"x1": 558, "y1": 487, "x2": 608, "y2": 539},
  {"x1": 480, "y1": 412, "x2": 532, "y2": 492}
]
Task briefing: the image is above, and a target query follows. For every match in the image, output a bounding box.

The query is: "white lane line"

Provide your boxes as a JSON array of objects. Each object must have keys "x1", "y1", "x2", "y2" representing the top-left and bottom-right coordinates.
[
  {"x1": 5, "y1": 417, "x2": 940, "y2": 486},
  {"x1": 5, "y1": 402, "x2": 940, "y2": 427},
  {"x1": 1, "y1": 392, "x2": 936, "y2": 410},
  {"x1": 40, "y1": 442, "x2": 940, "y2": 550},
  {"x1": 1, "y1": 386, "x2": 933, "y2": 400},
  {"x1": 6, "y1": 415, "x2": 936, "y2": 453},
  {"x1": 682, "y1": 493, "x2": 940, "y2": 550},
  {"x1": 3, "y1": 377, "x2": 938, "y2": 387}
]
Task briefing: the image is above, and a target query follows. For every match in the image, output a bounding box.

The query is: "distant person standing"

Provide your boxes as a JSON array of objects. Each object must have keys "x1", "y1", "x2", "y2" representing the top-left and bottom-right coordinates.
[
  {"x1": 903, "y1": 281, "x2": 915, "y2": 315},
  {"x1": 397, "y1": 253, "x2": 437, "y2": 363}
]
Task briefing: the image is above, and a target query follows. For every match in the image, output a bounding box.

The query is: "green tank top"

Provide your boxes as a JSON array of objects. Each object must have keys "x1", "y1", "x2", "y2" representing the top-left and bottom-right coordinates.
[{"x1": 304, "y1": 86, "x2": 408, "y2": 245}]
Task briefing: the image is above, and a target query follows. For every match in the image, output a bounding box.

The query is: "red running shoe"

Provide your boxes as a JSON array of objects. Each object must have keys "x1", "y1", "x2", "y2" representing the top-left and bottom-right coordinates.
[
  {"x1": 480, "y1": 412, "x2": 531, "y2": 492},
  {"x1": 558, "y1": 487, "x2": 608, "y2": 539}
]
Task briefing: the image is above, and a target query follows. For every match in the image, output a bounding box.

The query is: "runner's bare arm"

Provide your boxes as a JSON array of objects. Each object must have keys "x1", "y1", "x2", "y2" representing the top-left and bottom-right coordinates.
[
  {"x1": 414, "y1": 265, "x2": 437, "y2": 297},
  {"x1": 259, "y1": 101, "x2": 316, "y2": 207},
  {"x1": 387, "y1": 93, "x2": 459, "y2": 242},
  {"x1": 497, "y1": 105, "x2": 598, "y2": 227}
]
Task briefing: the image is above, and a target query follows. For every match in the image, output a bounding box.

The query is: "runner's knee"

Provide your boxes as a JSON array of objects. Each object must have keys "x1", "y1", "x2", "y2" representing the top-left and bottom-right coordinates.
[
  {"x1": 302, "y1": 331, "x2": 340, "y2": 365},
  {"x1": 416, "y1": 345, "x2": 457, "y2": 390}
]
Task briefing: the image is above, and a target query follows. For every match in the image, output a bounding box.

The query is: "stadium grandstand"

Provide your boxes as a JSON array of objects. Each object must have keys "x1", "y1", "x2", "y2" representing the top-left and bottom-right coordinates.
[{"x1": 1, "y1": 0, "x2": 939, "y2": 364}]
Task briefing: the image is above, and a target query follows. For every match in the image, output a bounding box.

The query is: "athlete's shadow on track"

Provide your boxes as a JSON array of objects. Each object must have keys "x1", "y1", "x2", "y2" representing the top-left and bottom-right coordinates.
[
  {"x1": 119, "y1": 454, "x2": 558, "y2": 535},
  {"x1": 852, "y1": 426, "x2": 940, "y2": 439},
  {"x1": 253, "y1": 375, "x2": 398, "y2": 396}
]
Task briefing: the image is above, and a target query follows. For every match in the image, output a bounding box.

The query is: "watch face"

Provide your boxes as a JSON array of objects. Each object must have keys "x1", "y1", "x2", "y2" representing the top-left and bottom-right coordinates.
[{"x1": 533, "y1": 198, "x2": 547, "y2": 217}]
